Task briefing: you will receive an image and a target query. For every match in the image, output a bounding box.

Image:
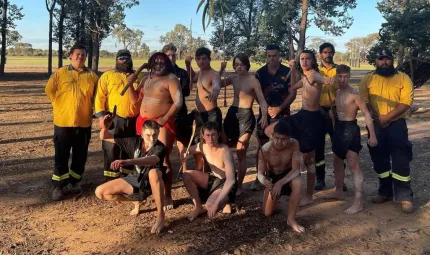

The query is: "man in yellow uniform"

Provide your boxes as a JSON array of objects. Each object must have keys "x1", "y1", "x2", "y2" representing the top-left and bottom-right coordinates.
[
  {"x1": 359, "y1": 49, "x2": 414, "y2": 213},
  {"x1": 315, "y1": 42, "x2": 340, "y2": 190},
  {"x1": 95, "y1": 49, "x2": 142, "y2": 180},
  {"x1": 45, "y1": 45, "x2": 99, "y2": 201}
]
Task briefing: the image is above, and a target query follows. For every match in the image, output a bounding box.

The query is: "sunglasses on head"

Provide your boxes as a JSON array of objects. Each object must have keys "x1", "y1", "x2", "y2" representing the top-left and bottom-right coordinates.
[{"x1": 117, "y1": 55, "x2": 131, "y2": 61}]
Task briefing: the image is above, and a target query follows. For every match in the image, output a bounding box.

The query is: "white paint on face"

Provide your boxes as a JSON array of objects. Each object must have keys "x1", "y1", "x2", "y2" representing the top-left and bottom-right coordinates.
[{"x1": 142, "y1": 128, "x2": 159, "y2": 147}]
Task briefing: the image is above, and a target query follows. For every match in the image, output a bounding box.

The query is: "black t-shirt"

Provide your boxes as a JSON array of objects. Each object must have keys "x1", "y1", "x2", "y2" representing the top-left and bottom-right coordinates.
[
  {"x1": 173, "y1": 64, "x2": 190, "y2": 117},
  {"x1": 255, "y1": 63, "x2": 291, "y2": 116},
  {"x1": 114, "y1": 137, "x2": 168, "y2": 173}
]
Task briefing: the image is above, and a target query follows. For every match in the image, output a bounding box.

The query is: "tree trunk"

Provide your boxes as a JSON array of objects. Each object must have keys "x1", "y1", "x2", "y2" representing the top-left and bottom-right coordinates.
[
  {"x1": 0, "y1": 0, "x2": 7, "y2": 76},
  {"x1": 298, "y1": 0, "x2": 309, "y2": 53},
  {"x1": 397, "y1": 44, "x2": 405, "y2": 66},
  {"x1": 91, "y1": 8, "x2": 102, "y2": 72},
  {"x1": 78, "y1": 0, "x2": 85, "y2": 44},
  {"x1": 48, "y1": 11, "x2": 53, "y2": 75},
  {"x1": 58, "y1": 1, "x2": 65, "y2": 68}
]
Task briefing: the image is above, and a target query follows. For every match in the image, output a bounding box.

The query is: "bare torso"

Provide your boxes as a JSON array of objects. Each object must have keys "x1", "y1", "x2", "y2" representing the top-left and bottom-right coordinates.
[
  {"x1": 302, "y1": 71, "x2": 323, "y2": 111},
  {"x1": 335, "y1": 87, "x2": 360, "y2": 121},
  {"x1": 200, "y1": 143, "x2": 230, "y2": 179},
  {"x1": 229, "y1": 74, "x2": 257, "y2": 109},
  {"x1": 262, "y1": 141, "x2": 294, "y2": 175},
  {"x1": 140, "y1": 74, "x2": 176, "y2": 118},
  {"x1": 196, "y1": 69, "x2": 220, "y2": 112}
]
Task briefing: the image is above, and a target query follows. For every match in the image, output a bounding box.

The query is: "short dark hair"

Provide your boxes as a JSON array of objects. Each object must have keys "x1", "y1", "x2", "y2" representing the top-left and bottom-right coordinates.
[
  {"x1": 69, "y1": 44, "x2": 87, "y2": 56},
  {"x1": 142, "y1": 120, "x2": 160, "y2": 131},
  {"x1": 319, "y1": 43, "x2": 335, "y2": 54},
  {"x1": 274, "y1": 119, "x2": 292, "y2": 136},
  {"x1": 200, "y1": 121, "x2": 222, "y2": 143},
  {"x1": 297, "y1": 50, "x2": 319, "y2": 74},
  {"x1": 147, "y1": 52, "x2": 175, "y2": 77},
  {"x1": 195, "y1": 47, "x2": 211, "y2": 59},
  {"x1": 266, "y1": 44, "x2": 280, "y2": 51},
  {"x1": 233, "y1": 53, "x2": 251, "y2": 71},
  {"x1": 162, "y1": 43, "x2": 177, "y2": 53},
  {"x1": 336, "y1": 64, "x2": 351, "y2": 74}
]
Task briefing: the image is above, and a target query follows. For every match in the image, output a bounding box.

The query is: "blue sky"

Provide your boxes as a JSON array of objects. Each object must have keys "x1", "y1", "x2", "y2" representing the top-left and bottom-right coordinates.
[{"x1": 12, "y1": 0, "x2": 385, "y2": 52}]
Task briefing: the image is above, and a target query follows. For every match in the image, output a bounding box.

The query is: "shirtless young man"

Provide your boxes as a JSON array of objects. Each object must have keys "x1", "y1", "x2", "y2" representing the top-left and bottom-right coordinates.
[
  {"x1": 128, "y1": 52, "x2": 183, "y2": 209},
  {"x1": 321, "y1": 65, "x2": 378, "y2": 214},
  {"x1": 184, "y1": 47, "x2": 222, "y2": 171},
  {"x1": 265, "y1": 50, "x2": 335, "y2": 206},
  {"x1": 258, "y1": 120, "x2": 304, "y2": 233},
  {"x1": 95, "y1": 118, "x2": 168, "y2": 234},
  {"x1": 182, "y1": 121, "x2": 237, "y2": 220},
  {"x1": 220, "y1": 53, "x2": 268, "y2": 196}
]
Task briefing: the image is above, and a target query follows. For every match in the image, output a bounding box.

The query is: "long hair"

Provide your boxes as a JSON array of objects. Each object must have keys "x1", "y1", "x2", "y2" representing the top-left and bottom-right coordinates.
[
  {"x1": 296, "y1": 49, "x2": 319, "y2": 74},
  {"x1": 233, "y1": 53, "x2": 251, "y2": 71},
  {"x1": 147, "y1": 52, "x2": 175, "y2": 78}
]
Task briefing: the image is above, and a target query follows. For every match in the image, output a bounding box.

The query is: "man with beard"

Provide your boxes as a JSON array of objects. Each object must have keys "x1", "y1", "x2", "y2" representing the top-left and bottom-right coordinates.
[
  {"x1": 265, "y1": 50, "x2": 335, "y2": 206},
  {"x1": 128, "y1": 52, "x2": 183, "y2": 210},
  {"x1": 251, "y1": 44, "x2": 297, "y2": 191},
  {"x1": 221, "y1": 53, "x2": 268, "y2": 196},
  {"x1": 95, "y1": 49, "x2": 143, "y2": 180},
  {"x1": 359, "y1": 49, "x2": 415, "y2": 213},
  {"x1": 162, "y1": 44, "x2": 192, "y2": 172},
  {"x1": 95, "y1": 118, "x2": 168, "y2": 234},
  {"x1": 184, "y1": 47, "x2": 222, "y2": 171}
]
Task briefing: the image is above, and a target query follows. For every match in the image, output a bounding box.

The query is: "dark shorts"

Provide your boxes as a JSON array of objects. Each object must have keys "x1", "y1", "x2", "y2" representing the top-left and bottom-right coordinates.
[
  {"x1": 198, "y1": 174, "x2": 237, "y2": 204},
  {"x1": 285, "y1": 109, "x2": 325, "y2": 153},
  {"x1": 175, "y1": 110, "x2": 193, "y2": 145},
  {"x1": 223, "y1": 106, "x2": 256, "y2": 143},
  {"x1": 332, "y1": 120, "x2": 363, "y2": 159},
  {"x1": 191, "y1": 107, "x2": 223, "y2": 144},
  {"x1": 269, "y1": 168, "x2": 293, "y2": 196},
  {"x1": 122, "y1": 167, "x2": 167, "y2": 201}
]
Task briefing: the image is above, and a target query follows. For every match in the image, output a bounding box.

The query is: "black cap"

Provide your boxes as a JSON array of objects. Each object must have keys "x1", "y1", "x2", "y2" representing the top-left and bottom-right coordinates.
[
  {"x1": 376, "y1": 49, "x2": 393, "y2": 59},
  {"x1": 116, "y1": 49, "x2": 131, "y2": 58}
]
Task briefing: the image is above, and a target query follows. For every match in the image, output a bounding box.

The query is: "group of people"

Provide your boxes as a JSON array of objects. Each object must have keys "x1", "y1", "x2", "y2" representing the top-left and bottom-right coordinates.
[{"x1": 45, "y1": 41, "x2": 415, "y2": 234}]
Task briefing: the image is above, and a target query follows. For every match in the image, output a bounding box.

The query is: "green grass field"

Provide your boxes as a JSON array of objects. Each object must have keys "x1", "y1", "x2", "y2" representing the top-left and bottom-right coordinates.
[{"x1": 4, "y1": 56, "x2": 374, "y2": 72}]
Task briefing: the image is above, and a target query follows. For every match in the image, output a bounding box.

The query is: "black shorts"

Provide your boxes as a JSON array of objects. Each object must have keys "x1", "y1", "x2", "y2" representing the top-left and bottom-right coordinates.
[
  {"x1": 286, "y1": 109, "x2": 325, "y2": 153},
  {"x1": 198, "y1": 174, "x2": 237, "y2": 204},
  {"x1": 256, "y1": 115, "x2": 283, "y2": 140},
  {"x1": 332, "y1": 120, "x2": 363, "y2": 159},
  {"x1": 191, "y1": 107, "x2": 223, "y2": 144},
  {"x1": 175, "y1": 110, "x2": 193, "y2": 145},
  {"x1": 269, "y1": 168, "x2": 293, "y2": 196},
  {"x1": 223, "y1": 106, "x2": 256, "y2": 143},
  {"x1": 122, "y1": 168, "x2": 167, "y2": 201}
]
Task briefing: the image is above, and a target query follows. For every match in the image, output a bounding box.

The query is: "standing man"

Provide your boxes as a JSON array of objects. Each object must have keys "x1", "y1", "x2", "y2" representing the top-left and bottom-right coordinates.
[
  {"x1": 315, "y1": 42, "x2": 339, "y2": 190},
  {"x1": 95, "y1": 49, "x2": 142, "y2": 180},
  {"x1": 128, "y1": 52, "x2": 183, "y2": 210},
  {"x1": 161, "y1": 44, "x2": 192, "y2": 171},
  {"x1": 45, "y1": 45, "x2": 99, "y2": 201},
  {"x1": 359, "y1": 49, "x2": 415, "y2": 213},
  {"x1": 251, "y1": 44, "x2": 296, "y2": 191}
]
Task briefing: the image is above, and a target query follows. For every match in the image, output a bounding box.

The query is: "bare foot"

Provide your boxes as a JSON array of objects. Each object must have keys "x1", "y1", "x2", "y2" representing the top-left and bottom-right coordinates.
[
  {"x1": 151, "y1": 216, "x2": 165, "y2": 234},
  {"x1": 344, "y1": 198, "x2": 363, "y2": 215},
  {"x1": 129, "y1": 201, "x2": 143, "y2": 216},
  {"x1": 236, "y1": 188, "x2": 243, "y2": 197},
  {"x1": 287, "y1": 219, "x2": 305, "y2": 233},
  {"x1": 222, "y1": 204, "x2": 232, "y2": 214},
  {"x1": 299, "y1": 196, "x2": 314, "y2": 207},
  {"x1": 164, "y1": 196, "x2": 174, "y2": 211},
  {"x1": 187, "y1": 206, "x2": 204, "y2": 221},
  {"x1": 321, "y1": 190, "x2": 344, "y2": 200}
]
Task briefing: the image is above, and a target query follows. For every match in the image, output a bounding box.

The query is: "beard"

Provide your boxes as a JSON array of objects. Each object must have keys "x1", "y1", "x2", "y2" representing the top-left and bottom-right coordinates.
[
  {"x1": 323, "y1": 57, "x2": 333, "y2": 64},
  {"x1": 375, "y1": 64, "x2": 397, "y2": 77},
  {"x1": 115, "y1": 61, "x2": 133, "y2": 73}
]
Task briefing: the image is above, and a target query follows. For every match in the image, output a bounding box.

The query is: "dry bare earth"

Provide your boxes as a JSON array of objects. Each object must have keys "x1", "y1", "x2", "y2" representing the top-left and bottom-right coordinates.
[{"x1": 0, "y1": 71, "x2": 429, "y2": 255}]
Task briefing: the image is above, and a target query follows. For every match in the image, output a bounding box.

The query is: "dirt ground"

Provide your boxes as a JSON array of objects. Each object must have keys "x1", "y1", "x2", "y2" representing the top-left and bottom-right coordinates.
[{"x1": 0, "y1": 70, "x2": 429, "y2": 255}]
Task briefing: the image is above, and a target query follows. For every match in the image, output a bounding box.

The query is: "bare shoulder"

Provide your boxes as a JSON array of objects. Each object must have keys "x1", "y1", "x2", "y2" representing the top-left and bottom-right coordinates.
[
  {"x1": 291, "y1": 138, "x2": 300, "y2": 150},
  {"x1": 262, "y1": 141, "x2": 272, "y2": 152},
  {"x1": 211, "y1": 69, "x2": 221, "y2": 79},
  {"x1": 249, "y1": 75, "x2": 260, "y2": 86}
]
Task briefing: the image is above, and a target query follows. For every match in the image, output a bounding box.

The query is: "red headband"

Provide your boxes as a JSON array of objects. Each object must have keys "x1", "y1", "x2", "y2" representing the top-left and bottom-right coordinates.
[{"x1": 155, "y1": 55, "x2": 165, "y2": 60}]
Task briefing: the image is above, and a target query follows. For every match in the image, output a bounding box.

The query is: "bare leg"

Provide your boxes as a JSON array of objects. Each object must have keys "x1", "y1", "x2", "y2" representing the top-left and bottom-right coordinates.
[
  {"x1": 177, "y1": 140, "x2": 187, "y2": 172},
  {"x1": 321, "y1": 154, "x2": 345, "y2": 200},
  {"x1": 158, "y1": 127, "x2": 174, "y2": 210},
  {"x1": 182, "y1": 170, "x2": 209, "y2": 221},
  {"x1": 263, "y1": 120, "x2": 279, "y2": 138},
  {"x1": 344, "y1": 150, "x2": 364, "y2": 215},
  {"x1": 300, "y1": 152, "x2": 315, "y2": 206},
  {"x1": 263, "y1": 187, "x2": 278, "y2": 217},
  {"x1": 148, "y1": 169, "x2": 166, "y2": 234},
  {"x1": 206, "y1": 188, "x2": 229, "y2": 217},
  {"x1": 195, "y1": 154, "x2": 204, "y2": 171},
  {"x1": 287, "y1": 177, "x2": 305, "y2": 233},
  {"x1": 130, "y1": 201, "x2": 144, "y2": 216},
  {"x1": 236, "y1": 133, "x2": 251, "y2": 196}
]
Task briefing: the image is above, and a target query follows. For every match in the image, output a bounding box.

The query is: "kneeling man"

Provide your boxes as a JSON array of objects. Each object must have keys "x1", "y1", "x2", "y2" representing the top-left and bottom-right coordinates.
[
  {"x1": 95, "y1": 116, "x2": 168, "y2": 234},
  {"x1": 258, "y1": 120, "x2": 305, "y2": 233},
  {"x1": 182, "y1": 122, "x2": 237, "y2": 221}
]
